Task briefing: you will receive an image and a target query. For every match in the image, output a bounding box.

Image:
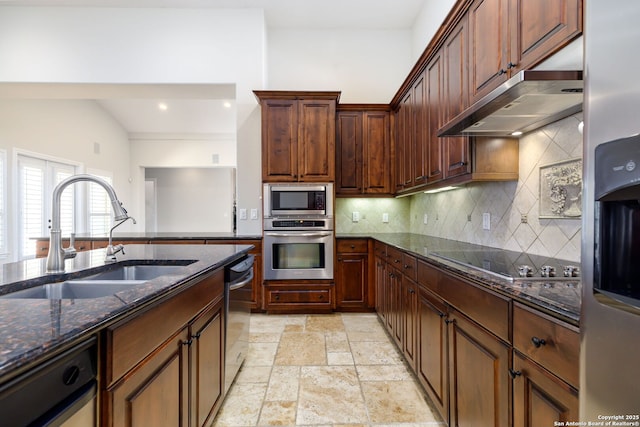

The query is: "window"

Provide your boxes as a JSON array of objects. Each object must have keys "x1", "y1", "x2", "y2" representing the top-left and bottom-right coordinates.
[
  {"x1": 87, "y1": 172, "x2": 114, "y2": 235},
  {"x1": 17, "y1": 154, "x2": 76, "y2": 260}
]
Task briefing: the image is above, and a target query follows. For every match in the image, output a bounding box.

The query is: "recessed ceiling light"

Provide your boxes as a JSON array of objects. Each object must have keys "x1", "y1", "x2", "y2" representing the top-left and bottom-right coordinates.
[
  {"x1": 511, "y1": 131, "x2": 523, "y2": 136},
  {"x1": 223, "y1": 101, "x2": 231, "y2": 109},
  {"x1": 158, "y1": 102, "x2": 168, "y2": 111}
]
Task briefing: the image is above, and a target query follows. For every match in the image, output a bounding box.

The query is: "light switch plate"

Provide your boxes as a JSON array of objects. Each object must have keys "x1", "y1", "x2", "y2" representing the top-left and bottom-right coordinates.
[
  {"x1": 250, "y1": 208, "x2": 258, "y2": 220},
  {"x1": 239, "y1": 208, "x2": 247, "y2": 220}
]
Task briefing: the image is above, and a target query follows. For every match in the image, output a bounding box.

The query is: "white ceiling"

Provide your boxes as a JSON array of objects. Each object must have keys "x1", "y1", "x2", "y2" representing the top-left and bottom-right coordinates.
[{"x1": 1, "y1": 0, "x2": 427, "y2": 134}]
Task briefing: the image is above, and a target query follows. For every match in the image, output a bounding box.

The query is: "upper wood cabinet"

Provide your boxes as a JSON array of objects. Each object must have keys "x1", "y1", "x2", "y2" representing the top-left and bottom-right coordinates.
[
  {"x1": 468, "y1": 0, "x2": 582, "y2": 104},
  {"x1": 336, "y1": 105, "x2": 391, "y2": 196},
  {"x1": 254, "y1": 91, "x2": 340, "y2": 182}
]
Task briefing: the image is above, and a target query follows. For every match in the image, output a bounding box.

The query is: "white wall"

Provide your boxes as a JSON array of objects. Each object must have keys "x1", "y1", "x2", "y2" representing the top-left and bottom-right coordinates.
[
  {"x1": 411, "y1": 0, "x2": 458, "y2": 63},
  {"x1": 0, "y1": 99, "x2": 132, "y2": 260},
  {"x1": 145, "y1": 168, "x2": 234, "y2": 232},
  {"x1": 0, "y1": 6, "x2": 267, "y2": 236},
  {"x1": 267, "y1": 28, "x2": 413, "y2": 103}
]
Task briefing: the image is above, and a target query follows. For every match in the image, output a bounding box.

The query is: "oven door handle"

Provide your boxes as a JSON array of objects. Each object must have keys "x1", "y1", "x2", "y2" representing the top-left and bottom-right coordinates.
[{"x1": 265, "y1": 232, "x2": 333, "y2": 238}]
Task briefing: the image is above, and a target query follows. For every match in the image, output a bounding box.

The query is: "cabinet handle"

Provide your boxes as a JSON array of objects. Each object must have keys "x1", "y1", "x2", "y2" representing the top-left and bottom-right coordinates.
[
  {"x1": 452, "y1": 161, "x2": 468, "y2": 167},
  {"x1": 394, "y1": 259, "x2": 400, "y2": 264},
  {"x1": 445, "y1": 319, "x2": 455, "y2": 325},
  {"x1": 192, "y1": 332, "x2": 201, "y2": 340},
  {"x1": 338, "y1": 258, "x2": 343, "y2": 262},
  {"x1": 498, "y1": 68, "x2": 507, "y2": 76},
  {"x1": 531, "y1": 337, "x2": 546, "y2": 348},
  {"x1": 404, "y1": 264, "x2": 410, "y2": 269},
  {"x1": 509, "y1": 369, "x2": 522, "y2": 379},
  {"x1": 181, "y1": 338, "x2": 193, "y2": 346},
  {"x1": 507, "y1": 61, "x2": 517, "y2": 69},
  {"x1": 438, "y1": 312, "x2": 446, "y2": 318},
  {"x1": 274, "y1": 294, "x2": 280, "y2": 301},
  {"x1": 350, "y1": 245, "x2": 355, "y2": 249},
  {"x1": 408, "y1": 288, "x2": 415, "y2": 294},
  {"x1": 318, "y1": 295, "x2": 323, "y2": 300}
]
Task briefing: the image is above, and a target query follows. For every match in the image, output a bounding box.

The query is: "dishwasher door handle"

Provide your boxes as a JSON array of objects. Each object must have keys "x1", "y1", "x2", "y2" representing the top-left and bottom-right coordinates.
[{"x1": 228, "y1": 269, "x2": 254, "y2": 291}]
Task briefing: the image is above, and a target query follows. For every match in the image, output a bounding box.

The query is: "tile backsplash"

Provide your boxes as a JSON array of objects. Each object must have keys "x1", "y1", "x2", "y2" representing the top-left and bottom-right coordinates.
[{"x1": 336, "y1": 113, "x2": 583, "y2": 262}]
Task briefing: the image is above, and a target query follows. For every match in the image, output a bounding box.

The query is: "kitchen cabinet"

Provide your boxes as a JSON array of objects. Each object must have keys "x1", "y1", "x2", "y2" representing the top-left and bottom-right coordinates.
[
  {"x1": 447, "y1": 308, "x2": 510, "y2": 427},
  {"x1": 511, "y1": 302, "x2": 579, "y2": 426},
  {"x1": 254, "y1": 91, "x2": 340, "y2": 183},
  {"x1": 335, "y1": 238, "x2": 372, "y2": 311},
  {"x1": 102, "y1": 269, "x2": 225, "y2": 427},
  {"x1": 468, "y1": 0, "x2": 582, "y2": 104},
  {"x1": 417, "y1": 284, "x2": 449, "y2": 422},
  {"x1": 336, "y1": 106, "x2": 392, "y2": 196},
  {"x1": 374, "y1": 242, "x2": 388, "y2": 324},
  {"x1": 426, "y1": 51, "x2": 444, "y2": 184},
  {"x1": 263, "y1": 280, "x2": 334, "y2": 313}
]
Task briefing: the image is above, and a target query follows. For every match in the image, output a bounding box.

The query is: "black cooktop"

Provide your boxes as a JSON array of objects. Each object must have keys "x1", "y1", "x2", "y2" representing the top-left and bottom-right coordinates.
[{"x1": 430, "y1": 249, "x2": 579, "y2": 280}]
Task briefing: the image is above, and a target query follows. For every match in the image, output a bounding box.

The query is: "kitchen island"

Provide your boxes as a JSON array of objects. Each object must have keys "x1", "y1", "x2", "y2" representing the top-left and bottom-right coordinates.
[{"x1": 0, "y1": 243, "x2": 251, "y2": 378}]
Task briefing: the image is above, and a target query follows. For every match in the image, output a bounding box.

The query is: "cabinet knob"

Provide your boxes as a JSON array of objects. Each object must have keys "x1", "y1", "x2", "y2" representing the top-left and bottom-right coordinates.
[
  {"x1": 507, "y1": 61, "x2": 517, "y2": 69},
  {"x1": 350, "y1": 245, "x2": 355, "y2": 249},
  {"x1": 274, "y1": 294, "x2": 280, "y2": 301},
  {"x1": 404, "y1": 264, "x2": 410, "y2": 269},
  {"x1": 498, "y1": 68, "x2": 507, "y2": 76},
  {"x1": 531, "y1": 336, "x2": 546, "y2": 348},
  {"x1": 509, "y1": 369, "x2": 522, "y2": 379},
  {"x1": 338, "y1": 258, "x2": 343, "y2": 262},
  {"x1": 408, "y1": 288, "x2": 415, "y2": 294}
]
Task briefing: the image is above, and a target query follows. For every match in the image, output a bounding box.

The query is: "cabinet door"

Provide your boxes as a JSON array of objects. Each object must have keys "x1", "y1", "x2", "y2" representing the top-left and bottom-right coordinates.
[
  {"x1": 363, "y1": 111, "x2": 391, "y2": 194},
  {"x1": 448, "y1": 310, "x2": 510, "y2": 427},
  {"x1": 388, "y1": 267, "x2": 404, "y2": 348},
  {"x1": 109, "y1": 331, "x2": 190, "y2": 427},
  {"x1": 509, "y1": 0, "x2": 582, "y2": 73},
  {"x1": 190, "y1": 301, "x2": 225, "y2": 427},
  {"x1": 335, "y1": 253, "x2": 368, "y2": 310},
  {"x1": 399, "y1": 92, "x2": 413, "y2": 189},
  {"x1": 412, "y1": 72, "x2": 428, "y2": 186},
  {"x1": 417, "y1": 288, "x2": 448, "y2": 422},
  {"x1": 261, "y1": 99, "x2": 298, "y2": 182},
  {"x1": 375, "y1": 256, "x2": 387, "y2": 323},
  {"x1": 336, "y1": 111, "x2": 363, "y2": 194},
  {"x1": 426, "y1": 52, "x2": 444, "y2": 184},
  {"x1": 298, "y1": 99, "x2": 336, "y2": 182},
  {"x1": 468, "y1": 0, "x2": 510, "y2": 104},
  {"x1": 512, "y1": 352, "x2": 579, "y2": 427},
  {"x1": 402, "y1": 276, "x2": 419, "y2": 370}
]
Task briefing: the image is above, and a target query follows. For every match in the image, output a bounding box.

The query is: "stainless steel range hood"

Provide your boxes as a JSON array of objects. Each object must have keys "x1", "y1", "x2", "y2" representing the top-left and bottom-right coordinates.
[{"x1": 438, "y1": 70, "x2": 583, "y2": 137}]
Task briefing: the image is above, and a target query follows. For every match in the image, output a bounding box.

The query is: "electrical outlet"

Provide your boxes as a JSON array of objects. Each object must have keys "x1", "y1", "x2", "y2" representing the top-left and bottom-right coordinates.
[
  {"x1": 250, "y1": 208, "x2": 258, "y2": 220},
  {"x1": 352, "y1": 211, "x2": 360, "y2": 222},
  {"x1": 382, "y1": 213, "x2": 389, "y2": 223},
  {"x1": 467, "y1": 214, "x2": 472, "y2": 222},
  {"x1": 482, "y1": 212, "x2": 491, "y2": 230},
  {"x1": 423, "y1": 213, "x2": 428, "y2": 225},
  {"x1": 521, "y1": 214, "x2": 528, "y2": 224},
  {"x1": 239, "y1": 208, "x2": 247, "y2": 220}
]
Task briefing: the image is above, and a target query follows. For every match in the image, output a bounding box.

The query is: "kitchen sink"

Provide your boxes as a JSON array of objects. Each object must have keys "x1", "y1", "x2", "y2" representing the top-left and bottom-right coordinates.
[
  {"x1": 79, "y1": 264, "x2": 189, "y2": 281},
  {"x1": 0, "y1": 262, "x2": 196, "y2": 299},
  {"x1": 0, "y1": 280, "x2": 143, "y2": 299}
]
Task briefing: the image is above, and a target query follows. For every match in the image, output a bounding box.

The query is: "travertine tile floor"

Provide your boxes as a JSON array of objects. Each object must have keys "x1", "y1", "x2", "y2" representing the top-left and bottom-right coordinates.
[{"x1": 212, "y1": 313, "x2": 445, "y2": 427}]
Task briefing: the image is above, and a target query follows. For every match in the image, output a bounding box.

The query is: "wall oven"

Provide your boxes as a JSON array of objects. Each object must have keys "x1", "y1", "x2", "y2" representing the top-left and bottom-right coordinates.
[
  {"x1": 263, "y1": 183, "x2": 333, "y2": 217},
  {"x1": 263, "y1": 218, "x2": 334, "y2": 280}
]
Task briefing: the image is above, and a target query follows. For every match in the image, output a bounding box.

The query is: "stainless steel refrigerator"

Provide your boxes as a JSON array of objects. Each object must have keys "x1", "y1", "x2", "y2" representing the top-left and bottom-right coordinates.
[{"x1": 581, "y1": 0, "x2": 640, "y2": 420}]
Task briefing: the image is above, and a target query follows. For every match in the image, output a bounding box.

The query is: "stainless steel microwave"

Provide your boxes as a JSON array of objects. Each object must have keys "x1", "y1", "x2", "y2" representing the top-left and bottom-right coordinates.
[{"x1": 263, "y1": 183, "x2": 333, "y2": 217}]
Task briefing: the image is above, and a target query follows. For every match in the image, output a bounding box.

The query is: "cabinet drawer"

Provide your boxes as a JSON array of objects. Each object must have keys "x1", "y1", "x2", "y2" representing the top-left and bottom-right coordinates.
[
  {"x1": 402, "y1": 253, "x2": 417, "y2": 282},
  {"x1": 105, "y1": 269, "x2": 224, "y2": 386},
  {"x1": 264, "y1": 283, "x2": 333, "y2": 313},
  {"x1": 438, "y1": 272, "x2": 510, "y2": 342},
  {"x1": 417, "y1": 260, "x2": 439, "y2": 291},
  {"x1": 386, "y1": 246, "x2": 403, "y2": 268},
  {"x1": 337, "y1": 239, "x2": 368, "y2": 253},
  {"x1": 374, "y1": 241, "x2": 387, "y2": 259},
  {"x1": 513, "y1": 303, "x2": 579, "y2": 388}
]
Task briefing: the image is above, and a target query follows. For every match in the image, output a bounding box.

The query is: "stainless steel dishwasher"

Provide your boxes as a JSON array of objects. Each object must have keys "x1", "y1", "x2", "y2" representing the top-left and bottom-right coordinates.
[
  {"x1": 224, "y1": 254, "x2": 254, "y2": 394},
  {"x1": 0, "y1": 336, "x2": 97, "y2": 427}
]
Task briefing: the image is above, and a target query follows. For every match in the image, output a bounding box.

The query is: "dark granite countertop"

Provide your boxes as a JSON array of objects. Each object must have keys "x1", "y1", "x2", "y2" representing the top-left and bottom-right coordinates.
[
  {"x1": 32, "y1": 232, "x2": 262, "y2": 241},
  {"x1": 0, "y1": 244, "x2": 252, "y2": 381},
  {"x1": 338, "y1": 233, "x2": 581, "y2": 325}
]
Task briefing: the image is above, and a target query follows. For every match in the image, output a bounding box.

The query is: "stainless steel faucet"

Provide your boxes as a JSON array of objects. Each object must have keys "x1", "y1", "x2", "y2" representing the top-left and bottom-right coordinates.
[{"x1": 46, "y1": 174, "x2": 134, "y2": 273}]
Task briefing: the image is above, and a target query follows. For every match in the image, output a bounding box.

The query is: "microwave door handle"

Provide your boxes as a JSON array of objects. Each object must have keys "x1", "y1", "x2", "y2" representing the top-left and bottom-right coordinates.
[{"x1": 265, "y1": 232, "x2": 332, "y2": 238}]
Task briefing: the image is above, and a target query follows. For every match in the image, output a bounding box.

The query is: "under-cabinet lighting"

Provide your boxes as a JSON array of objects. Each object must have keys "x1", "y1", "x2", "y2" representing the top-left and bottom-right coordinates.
[{"x1": 424, "y1": 186, "x2": 459, "y2": 194}]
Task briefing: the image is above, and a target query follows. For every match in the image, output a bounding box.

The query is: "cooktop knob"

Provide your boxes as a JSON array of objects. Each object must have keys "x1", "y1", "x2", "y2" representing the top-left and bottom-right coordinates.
[
  {"x1": 563, "y1": 265, "x2": 580, "y2": 277},
  {"x1": 518, "y1": 265, "x2": 533, "y2": 277},
  {"x1": 540, "y1": 265, "x2": 556, "y2": 277}
]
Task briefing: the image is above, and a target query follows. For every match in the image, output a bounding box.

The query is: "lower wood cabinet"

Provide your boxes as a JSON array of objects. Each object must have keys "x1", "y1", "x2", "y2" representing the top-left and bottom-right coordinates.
[
  {"x1": 102, "y1": 269, "x2": 225, "y2": 427},
  {"x1": 447, "y1": 308, "x2": 511, "y2": 427},
  {"x1": 335, "y1": 238, "x2": 371, "y2": 311}
]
